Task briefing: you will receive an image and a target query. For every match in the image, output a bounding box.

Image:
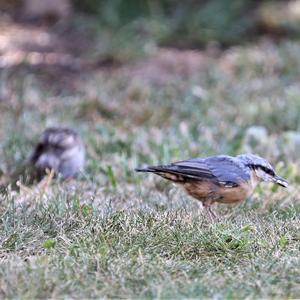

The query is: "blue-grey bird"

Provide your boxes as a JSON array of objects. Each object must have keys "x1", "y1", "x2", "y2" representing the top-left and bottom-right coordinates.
[
  {"x1": 135, "y1": 154, "x2": 288, "y2": 220},
  {"x1": 30, "y1": 127, "x2": 85, "y2": 179}
]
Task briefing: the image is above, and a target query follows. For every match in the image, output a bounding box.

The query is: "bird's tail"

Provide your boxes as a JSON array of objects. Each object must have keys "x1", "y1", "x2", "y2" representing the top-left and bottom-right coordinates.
[
  {"x1": 135, "y1": 165, "x2": 185, "y2": 182},
  {"x1": 135, "y1": 166, "x2": 158, "y2": 173}
]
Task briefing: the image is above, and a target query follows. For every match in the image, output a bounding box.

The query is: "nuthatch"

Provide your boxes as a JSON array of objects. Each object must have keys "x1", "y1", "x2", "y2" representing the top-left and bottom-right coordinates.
[
  {"x1": 31, "y1": 127, "x2": 85, "y2": 179},
  {"x1": 136, "y1": 154, "x2": 288, "y2": 220}
]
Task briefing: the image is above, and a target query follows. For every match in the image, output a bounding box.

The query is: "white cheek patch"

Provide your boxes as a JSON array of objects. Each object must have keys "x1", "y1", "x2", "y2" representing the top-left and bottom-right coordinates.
[
  {"x1": 255, "y1": 168, "x2": 263, "y2": 177},
  {"x1": 255, "y1": 168, "x2": 269, "y2": 181}
]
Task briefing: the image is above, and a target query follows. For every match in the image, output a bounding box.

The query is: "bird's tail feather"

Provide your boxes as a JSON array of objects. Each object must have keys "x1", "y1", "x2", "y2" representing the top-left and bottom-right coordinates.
[
  {"x1": 135, "y1": 166, "x2": 159, "y2": 173},
  {"x1": 135, "y1": 165, "x2": 185, "y2": 182}
]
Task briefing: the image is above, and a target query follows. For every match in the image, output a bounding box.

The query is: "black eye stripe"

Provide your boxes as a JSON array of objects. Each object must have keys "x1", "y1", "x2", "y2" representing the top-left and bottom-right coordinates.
[
  {"x1": 259, "y1": 165, "x2": 275, "y2": 176},
  {"x1": 247, "y1": 164, "x2": 275, "y2": 176}
]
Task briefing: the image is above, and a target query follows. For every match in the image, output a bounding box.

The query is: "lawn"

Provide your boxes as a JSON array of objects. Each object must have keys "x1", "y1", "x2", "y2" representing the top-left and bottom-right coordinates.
[{"x1": 0, "y1": 16, "x2": 300, "y2": 298}]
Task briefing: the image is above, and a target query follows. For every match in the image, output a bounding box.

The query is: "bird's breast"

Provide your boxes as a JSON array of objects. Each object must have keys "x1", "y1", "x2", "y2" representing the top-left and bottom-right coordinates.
[
  {"x1": 182, "y1": 180, "x2": 215, "y2": 200},
  {"x1": 181, "y1": 179, "x2": 254, "y2": 204},
  {"x1": 216, "y1": 181, "x2": 253, "y2": 203}
]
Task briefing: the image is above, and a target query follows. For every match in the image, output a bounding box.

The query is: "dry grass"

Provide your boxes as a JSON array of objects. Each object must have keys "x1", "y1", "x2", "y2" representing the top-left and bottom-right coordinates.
[{"x1": 0, "y1": 18, "x2": 300, "y2": 299}]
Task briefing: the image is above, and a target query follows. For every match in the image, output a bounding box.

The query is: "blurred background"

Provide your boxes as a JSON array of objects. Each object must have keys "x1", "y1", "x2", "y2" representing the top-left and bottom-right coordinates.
[
  {"x1": 1, "y1": 2, "x2": 300, "y2": 299},
  {"x1": 1, "y1": 0, "x2": 300, "y2": 185}
]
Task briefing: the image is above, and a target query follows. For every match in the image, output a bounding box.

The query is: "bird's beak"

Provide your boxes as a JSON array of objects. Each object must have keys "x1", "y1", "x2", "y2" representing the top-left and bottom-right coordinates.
[{"x1": 273, "y1": 175, "x2": 289, "y2": 188}]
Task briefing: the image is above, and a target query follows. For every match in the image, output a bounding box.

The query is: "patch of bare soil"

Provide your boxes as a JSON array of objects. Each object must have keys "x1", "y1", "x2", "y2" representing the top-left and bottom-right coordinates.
[
  {"x1": 0, "y1": 16, "x2": 214, "y2": 93},
  {"x1": 0, "y1": 16, "x2": 94, "y2": 91},
  {"x1": 118, "y1": 48, "x2": 210, "y2": 86}
]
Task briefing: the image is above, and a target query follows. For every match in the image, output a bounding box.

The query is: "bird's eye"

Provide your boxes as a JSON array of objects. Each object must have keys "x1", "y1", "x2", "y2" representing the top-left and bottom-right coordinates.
[{"x1": 261, "y1": 166, "x2": 275, "y2": 176}]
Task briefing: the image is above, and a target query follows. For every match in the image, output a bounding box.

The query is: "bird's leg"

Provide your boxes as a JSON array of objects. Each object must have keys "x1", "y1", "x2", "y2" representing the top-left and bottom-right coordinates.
[
  {"x1": 208, "y1": 206, "x2": 217, "y2": 221},
  {"x1": 203, "y1": 201, "x2": 218, "y2": 222},
  {"x1": 205, "y1": 206, "x2": 216, "y2": 222}
]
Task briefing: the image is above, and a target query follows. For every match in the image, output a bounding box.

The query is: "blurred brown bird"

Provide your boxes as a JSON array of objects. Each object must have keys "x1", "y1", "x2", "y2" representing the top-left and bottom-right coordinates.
[
  {"x1": 31, "y1": 127, "x2": 85, "y2": 179},
  {"x1": 136, "y1": 154, "x2": 288, "y2": 220}
]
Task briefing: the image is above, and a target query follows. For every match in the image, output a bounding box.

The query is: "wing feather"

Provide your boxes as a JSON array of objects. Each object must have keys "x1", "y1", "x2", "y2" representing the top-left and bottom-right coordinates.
[{"x1": 138, "y1": 155, "x2": 250, "y2": 185}]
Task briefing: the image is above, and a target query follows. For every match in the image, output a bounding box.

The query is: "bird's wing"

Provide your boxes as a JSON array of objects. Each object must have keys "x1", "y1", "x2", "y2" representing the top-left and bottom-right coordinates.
[
  {"x1": 169, "y1": 158, "x2": 215, "y2": 180},
  {"x1": 139, "y1": 155, "x2": 250, "y2": 186},
  {"x1": 204, "y1": 156, "x2": 250, "y2": 185}
]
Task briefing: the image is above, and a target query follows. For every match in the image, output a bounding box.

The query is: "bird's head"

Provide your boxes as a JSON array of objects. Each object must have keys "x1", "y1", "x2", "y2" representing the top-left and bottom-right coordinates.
[
  {"x1": 30, "y1": 127, "x2": 85, "y2": 178},
  {"x1": 237, "y1": 154, "x2": 288, "y2": 187}
]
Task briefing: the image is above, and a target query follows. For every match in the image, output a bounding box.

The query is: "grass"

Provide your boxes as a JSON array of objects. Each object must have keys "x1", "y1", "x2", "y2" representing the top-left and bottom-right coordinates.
[
  {"x1": 0, "y1": 21, "x2": 300, "y2": 298},
  {"x1": 0, "y1": 193, "x2": 299, "y2": 298}
]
